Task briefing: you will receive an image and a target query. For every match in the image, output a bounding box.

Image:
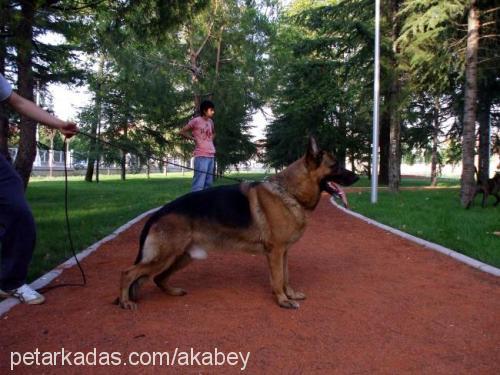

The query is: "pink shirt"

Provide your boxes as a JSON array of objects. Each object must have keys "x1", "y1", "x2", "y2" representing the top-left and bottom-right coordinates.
[{"x1": 185, "y1": 116, "x2": 215, "y2": 157}]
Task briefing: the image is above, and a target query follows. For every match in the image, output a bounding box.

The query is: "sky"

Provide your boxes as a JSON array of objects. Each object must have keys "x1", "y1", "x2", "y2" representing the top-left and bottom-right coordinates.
[{"x1": 48, "y1": 83, "x2": 268, "y2": 141}]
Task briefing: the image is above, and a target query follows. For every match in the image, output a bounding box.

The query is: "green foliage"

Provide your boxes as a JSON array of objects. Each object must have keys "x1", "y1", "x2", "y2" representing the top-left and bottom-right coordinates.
[
  {"x1": 69, "y1": 0, "x2": 275, "y2": 174},
  {"x1": 266, "y1": 0, "x2": 374, "y2": 169}
]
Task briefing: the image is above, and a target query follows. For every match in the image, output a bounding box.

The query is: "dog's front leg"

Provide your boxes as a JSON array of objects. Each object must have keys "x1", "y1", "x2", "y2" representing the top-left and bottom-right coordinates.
[
  {"x1": 482, "y1": 191, "x2": 489, "y2": 208},
  {"x1": 266, "y1": 246, "x2": 299, "y2": 309},
  {"x1": 283, "y1": 250, "x2": 306, "y2": 301}
]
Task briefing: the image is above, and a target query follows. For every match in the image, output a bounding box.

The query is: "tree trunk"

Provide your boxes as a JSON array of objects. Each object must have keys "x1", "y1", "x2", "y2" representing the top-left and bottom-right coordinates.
[
  {"x1": 337, "y1": 115, "x2": 347, "y2": 168},
  {"x1": 388, "y1": 0, "x2": 402, "y2": 193},
  {"x1": 95, "y1": 55, "x2": 104, "y2": 183},
  {"x1": 367, "y1": 156, "x2": 371, "y2": 180},
  {"x1": 120, "y1": 124, "x2": 128, "y2": 180},
  {"x1": 84, "y1": 123, "x2": 97, "y2": 182},
  {"x1": 187, "y1": 18, "x2": 213, "y2": 114},
  {"x1": 13, "y1": 0, "x2": 36, "y2": 189},
  {"x1": 379, "y1": 108, "x2": 390, "y2": 185},
  {"x1": 85, "y1": 55, "x2": 104, "y2": 182},
  {"x1": 211, "y1": 25, "x2": 224, "y2": 99},
  {"x1": 388, "y1": 78, "x2": 401, "y2": 192},
  {"x1": 120, "y1": 150, "x2": 126, "y2": 180},
  {"x1": 49, "y1": 133, "x2": 55, "y2": 178},
  {"x1": 430, "y1": 98, "x2": 440, "y2": 187},
  {"x1": 477, "y1": 91, "x2": 491, "y2": 183},
  {"x1": 460, "y1": 0, "x2": 480, "y2": 207},
  {"x1": 190, "y1": 49, "x2": 202, "y2": 112}
]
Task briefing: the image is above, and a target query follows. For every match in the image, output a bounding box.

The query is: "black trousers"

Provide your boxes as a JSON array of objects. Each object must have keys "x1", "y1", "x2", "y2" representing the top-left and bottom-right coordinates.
[{"x1": 0, "y1": 154, "x2": 36, "y2": 290}]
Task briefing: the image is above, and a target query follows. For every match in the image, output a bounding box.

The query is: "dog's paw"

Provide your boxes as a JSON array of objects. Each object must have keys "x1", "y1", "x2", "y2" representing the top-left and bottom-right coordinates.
[
  {"x1": 286, "y1": 287, "x2": 306, "y2": 300},
  {"x1": 278, "y1": 299, "x2": 300, "y2": 309},
  {"x1": 119, "y1": 299, "x2": 138, "y2": 310},
  {"x1": 287, "y1": 290, "x2": 306, "y2": 300}
]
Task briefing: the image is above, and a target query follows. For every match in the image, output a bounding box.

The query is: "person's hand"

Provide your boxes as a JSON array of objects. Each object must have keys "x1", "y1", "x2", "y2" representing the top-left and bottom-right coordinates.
[{"x1": 59, "y1": 121, "x2": 78, "y2": 138}]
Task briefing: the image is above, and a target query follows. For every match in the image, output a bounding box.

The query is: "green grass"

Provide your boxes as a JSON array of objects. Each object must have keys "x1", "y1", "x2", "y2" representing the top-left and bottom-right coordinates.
[
  {"x1": 25, "y1": 172, "x2": 265, "y2": 282},
  {"x1": 347, "y1": 189, "x2": 500, "y2": 267}
]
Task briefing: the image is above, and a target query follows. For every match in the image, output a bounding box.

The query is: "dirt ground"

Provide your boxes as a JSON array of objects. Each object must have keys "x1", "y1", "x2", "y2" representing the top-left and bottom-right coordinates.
[{"x1": 1, "y1": 195, "x2": 499, "y2": 374}]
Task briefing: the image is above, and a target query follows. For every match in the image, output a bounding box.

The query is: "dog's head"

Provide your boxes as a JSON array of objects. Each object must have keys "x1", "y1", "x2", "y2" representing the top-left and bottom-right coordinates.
[{"x1": 304, "y1": 136, "x2": 359, "y2": 187}]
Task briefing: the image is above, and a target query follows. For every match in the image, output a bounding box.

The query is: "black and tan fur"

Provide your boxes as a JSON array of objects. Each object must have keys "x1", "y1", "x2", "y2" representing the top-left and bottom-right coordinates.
[
  {"x1": 116, "y1": 137, "x2": 358, "y2": 310},
  {"x1": 467, "y1": 170, "x2": 500, "y2": 208}
]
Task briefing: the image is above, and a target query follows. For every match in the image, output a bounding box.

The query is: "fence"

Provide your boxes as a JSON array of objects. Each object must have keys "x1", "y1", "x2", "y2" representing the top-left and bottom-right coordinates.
[{"x1": 8, "y1": 147, "x2": 191, "y2": 177}]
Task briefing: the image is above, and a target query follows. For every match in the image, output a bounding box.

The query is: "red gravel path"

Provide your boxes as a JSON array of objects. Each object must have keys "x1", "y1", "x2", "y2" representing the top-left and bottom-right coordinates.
[{"x1": 1, "y1": 195, "x2": 499, "y2": 374}]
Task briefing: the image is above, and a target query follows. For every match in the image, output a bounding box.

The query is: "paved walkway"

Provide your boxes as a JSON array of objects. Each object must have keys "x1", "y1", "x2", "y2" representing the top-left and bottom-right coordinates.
[{"x1": 1, "y1": 195, "x2": 499, "y2": 374}]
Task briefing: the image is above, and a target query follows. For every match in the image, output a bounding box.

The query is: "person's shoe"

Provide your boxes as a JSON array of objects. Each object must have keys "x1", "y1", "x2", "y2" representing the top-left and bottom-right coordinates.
[{"x1": 0, "y1": 284, "x2": 45, "y2": 305}]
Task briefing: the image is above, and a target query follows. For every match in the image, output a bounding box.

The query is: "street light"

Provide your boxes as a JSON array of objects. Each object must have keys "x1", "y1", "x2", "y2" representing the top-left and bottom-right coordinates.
[{"x1": 371, "y1": 0, "x2": 381, "y2": 204}]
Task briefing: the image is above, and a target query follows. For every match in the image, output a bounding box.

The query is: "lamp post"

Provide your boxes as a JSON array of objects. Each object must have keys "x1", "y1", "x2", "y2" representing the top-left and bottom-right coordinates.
[{"x1": 371, "y1": 0, "x2": 381, "y2": 204}]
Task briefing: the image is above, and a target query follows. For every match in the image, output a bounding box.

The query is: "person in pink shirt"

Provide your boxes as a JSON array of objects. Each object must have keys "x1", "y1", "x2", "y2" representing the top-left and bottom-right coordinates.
[{"x1": 179, "y1": 100, "x2": 216, "y2": 192}]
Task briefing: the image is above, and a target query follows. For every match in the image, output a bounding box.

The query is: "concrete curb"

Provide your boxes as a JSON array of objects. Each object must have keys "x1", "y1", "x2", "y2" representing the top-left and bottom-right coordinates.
[
  {"x1": 0, "y1": 206, "x2": 162, "y2": 317},
  {"x1": 329, "y1": 197, "x2": 500, "y2": 277}
]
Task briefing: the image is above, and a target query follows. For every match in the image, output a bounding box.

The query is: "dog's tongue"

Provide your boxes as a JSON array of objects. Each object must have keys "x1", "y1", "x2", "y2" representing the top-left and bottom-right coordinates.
[{"x1": 322, "y1": 181, "x2": 343, "y2": 197}]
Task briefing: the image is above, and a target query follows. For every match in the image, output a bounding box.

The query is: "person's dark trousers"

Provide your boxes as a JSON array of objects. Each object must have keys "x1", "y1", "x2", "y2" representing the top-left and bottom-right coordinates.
[{"x1": 0, "y1": 153, "x2": 36, "y2": 291}]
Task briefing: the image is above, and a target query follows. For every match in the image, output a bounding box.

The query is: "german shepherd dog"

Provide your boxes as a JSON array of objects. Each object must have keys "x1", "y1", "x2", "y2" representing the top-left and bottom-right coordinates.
[
  {"x1": 467, "y1": 169, "x2": 500, "y2": 208},
  {"x1": 116, "y1": 137, "x2": 358, "y2": 310}
]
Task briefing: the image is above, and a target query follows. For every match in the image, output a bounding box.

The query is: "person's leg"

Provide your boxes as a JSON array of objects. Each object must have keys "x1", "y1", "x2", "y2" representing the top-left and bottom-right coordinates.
[
  {"x1": 0, "y1": 155, "x2": 37, "y2": 291},
  {"x1": 204, "y1": 157, "x2": 214, "y2": 189},
  {"x1": 191, "y1": 156, "x2": 207, "y2": 192}
]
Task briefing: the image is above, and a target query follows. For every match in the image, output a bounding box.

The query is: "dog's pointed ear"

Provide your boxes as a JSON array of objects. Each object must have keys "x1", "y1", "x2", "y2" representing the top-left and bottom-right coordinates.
[{"x1": 306, "y1": 136, "x2": 321, "y2": 169}]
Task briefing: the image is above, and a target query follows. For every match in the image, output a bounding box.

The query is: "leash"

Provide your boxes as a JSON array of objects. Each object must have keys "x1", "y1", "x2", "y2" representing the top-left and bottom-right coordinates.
[
  {"x1": 35, "y1": 130, "x2": 268, "y2": 293},
  {"x1": 77, "y1": 130, "x2": 245, "y2": 183},
  {"x1": 39, "y1": 137, "x2": 87, "y2": 293}
]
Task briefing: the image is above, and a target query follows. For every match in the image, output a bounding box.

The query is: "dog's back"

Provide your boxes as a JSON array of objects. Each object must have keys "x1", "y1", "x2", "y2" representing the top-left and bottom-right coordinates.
[{"x1": 135, "y1": 184, "x2": 258, "y2": 264}]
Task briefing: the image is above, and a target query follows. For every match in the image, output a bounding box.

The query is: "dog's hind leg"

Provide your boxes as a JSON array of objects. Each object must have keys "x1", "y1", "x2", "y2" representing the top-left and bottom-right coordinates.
[
  {"x1": 118, "y1": 256, "x2": 177, "y2": 310},
  {"x1": 154, "y1": 252, "x2": 192, "y2": 296},
  {"x1": 129, "y1": 275, "x2": 148, "y2": 302},
  {"x1": 482, "y1": 191, "x2": 489, "y2": 208},
  {"x1": 283, "y1": 250, "x2": 306, "y2": 301}
]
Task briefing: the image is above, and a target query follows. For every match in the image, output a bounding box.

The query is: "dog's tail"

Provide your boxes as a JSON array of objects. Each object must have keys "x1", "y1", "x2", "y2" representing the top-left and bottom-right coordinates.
[
  {"x1": 134, "y1": 221, "x2": 151, "y2": 265},
  {"x1": 134, "y1": 206, "x2": 168, "y2": 265}
]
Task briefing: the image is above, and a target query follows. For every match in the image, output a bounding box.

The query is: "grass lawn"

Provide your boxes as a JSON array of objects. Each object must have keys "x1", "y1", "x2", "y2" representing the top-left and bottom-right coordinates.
[
  {"x1": 347, "y1": 189, "x2": 500, "y2": 268},
  {"x1": 22, "y1": 172, "x2": 498, "y2": 283}
]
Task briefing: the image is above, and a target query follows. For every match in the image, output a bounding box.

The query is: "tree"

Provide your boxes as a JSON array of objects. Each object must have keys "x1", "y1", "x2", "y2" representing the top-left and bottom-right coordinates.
[
  {"x1": 387, "y1": 0, "x2": 404, "y2": 193},
  {"x1": 1, "y1": 0, "x2": 87, "y2": 188},
  {"x1": 461, "y1": 0, "x2": 479, "y2": 206},
  {"x1": 266, "y1": 0, "x2": 374, "y2": 170}
]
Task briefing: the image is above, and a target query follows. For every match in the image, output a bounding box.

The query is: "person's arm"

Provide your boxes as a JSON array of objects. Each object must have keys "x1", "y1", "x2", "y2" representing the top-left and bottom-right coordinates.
[
  {"x1": 179, "y1": 121, "x2": 195, "y2": 141},
  {"x1": 7, "y1": 91, "x2": 78, "y2": 138}
]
